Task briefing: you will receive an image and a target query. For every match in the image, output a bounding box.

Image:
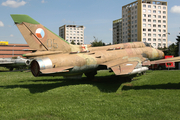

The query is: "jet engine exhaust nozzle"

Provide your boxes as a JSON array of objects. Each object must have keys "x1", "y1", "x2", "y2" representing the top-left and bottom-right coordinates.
[{"x1": 30, "y1": 58, "x2": 53, "y2": 77}]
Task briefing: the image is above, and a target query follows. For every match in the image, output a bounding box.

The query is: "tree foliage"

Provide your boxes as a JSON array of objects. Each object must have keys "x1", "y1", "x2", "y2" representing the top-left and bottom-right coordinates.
[
  {"x1": 166, "y1": 35, "x2": 180, "y2": 57},
  {"x1": 91, "y1": 36, "x2": 105, "y2": 47},
  {"x1": 71, "y1": 40, "x2": 76, "y2": 45}
]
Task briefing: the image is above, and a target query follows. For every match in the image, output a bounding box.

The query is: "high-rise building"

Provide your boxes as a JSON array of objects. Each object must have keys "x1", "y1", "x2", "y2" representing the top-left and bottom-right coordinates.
[
  {"x1": 59, "y1": 25, "x2": 84, "y2": 45},
  {"x1": 113, "y1": 0, "x2": 168, "y2": 48},
  {"x1": 113, "y1": 18, "x2": 122, "y2": 44}
]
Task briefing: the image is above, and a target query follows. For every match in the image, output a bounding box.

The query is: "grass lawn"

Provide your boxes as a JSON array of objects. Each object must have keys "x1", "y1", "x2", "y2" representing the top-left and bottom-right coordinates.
[{"x1": 0, "y1": 70, "x2": 180, "y2": 120}]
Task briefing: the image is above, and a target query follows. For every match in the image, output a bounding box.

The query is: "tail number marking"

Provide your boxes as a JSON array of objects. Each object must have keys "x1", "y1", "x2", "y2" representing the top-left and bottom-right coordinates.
[{"x1": 47, "y1": 39, "x2": 58, "y2": 49}]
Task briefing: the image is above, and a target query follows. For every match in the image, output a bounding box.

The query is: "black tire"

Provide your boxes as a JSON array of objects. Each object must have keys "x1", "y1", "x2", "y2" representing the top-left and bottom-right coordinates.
[
  {"x1": 85, "y1": 71, "x2": 97, "y2": 79},
  {"x1": 158, "y1": 66, "x2": 163, "y2": 70},
  {"x1": 9, "y1": 68, "x2": 14, "y2": 71}
]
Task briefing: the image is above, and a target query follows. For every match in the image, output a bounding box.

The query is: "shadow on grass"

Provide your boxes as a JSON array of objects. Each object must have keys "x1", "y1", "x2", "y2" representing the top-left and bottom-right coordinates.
[
  {"x1": 122, "y1": 82, "x2": 180, "y2": 91},
  {"x1": 0, "y1": 75, "x2": 130, "y2": 93}
]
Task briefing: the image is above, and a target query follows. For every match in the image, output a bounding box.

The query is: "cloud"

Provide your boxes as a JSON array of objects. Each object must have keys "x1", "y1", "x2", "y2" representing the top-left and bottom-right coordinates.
[
  {"x1": 170, "y1": 5, "x2": 180, "y2": 14},
  {"x1": 10, "y1": 34, "x2": 14, "y2": 37},
  {"x1": 1, "y1": 0, "x2": 26, "y2": 8},
  {"x1": 41, "y1": 0, "x2": 45, "y2": 3},
  {"x1": 0, "y1": 21, "x2": 4, "y2": 27},
  {"x1": 168, "y1": 41, "x2": 175, "y2": 46}
]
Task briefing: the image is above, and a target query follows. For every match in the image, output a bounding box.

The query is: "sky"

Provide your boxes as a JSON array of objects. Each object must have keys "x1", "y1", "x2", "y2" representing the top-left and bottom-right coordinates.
[{"x1": 0, "y1": 0, "x2": 180, "y2": 45}]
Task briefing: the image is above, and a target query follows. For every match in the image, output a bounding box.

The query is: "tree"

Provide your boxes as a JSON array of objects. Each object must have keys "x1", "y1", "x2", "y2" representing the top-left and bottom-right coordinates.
[
  {"x1": 77, "y1": 42, "x2": 80, "y2": 45},
  {"x1": 166, "y1": 35, "x2": 180, "y2": 57},
  {"x1": 166, "y1": 43, "x2": 178, "y2": 56},
  {"x1": 91, "y1": 36, "x2": 106, "y2": 47},
  {"x1": 71, "y1": 40, "x2": 76, "y2": 45}
]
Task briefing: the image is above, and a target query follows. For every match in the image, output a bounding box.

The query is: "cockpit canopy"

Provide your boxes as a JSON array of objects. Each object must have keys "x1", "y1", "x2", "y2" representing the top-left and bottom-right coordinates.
[{"x1": 143, "y1": 42, "x2": 153, "y2": 48}]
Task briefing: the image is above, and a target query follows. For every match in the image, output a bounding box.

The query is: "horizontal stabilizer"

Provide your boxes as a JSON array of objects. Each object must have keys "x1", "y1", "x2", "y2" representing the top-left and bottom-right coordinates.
[{"x1": 23, "y1": 51, "x2": 62, "y2": 57}]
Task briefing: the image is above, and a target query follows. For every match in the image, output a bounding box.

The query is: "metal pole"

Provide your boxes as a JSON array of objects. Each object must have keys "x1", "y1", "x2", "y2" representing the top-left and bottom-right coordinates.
[{"x1": 179, "y1": 41, "x2": 180, "y2": 69}]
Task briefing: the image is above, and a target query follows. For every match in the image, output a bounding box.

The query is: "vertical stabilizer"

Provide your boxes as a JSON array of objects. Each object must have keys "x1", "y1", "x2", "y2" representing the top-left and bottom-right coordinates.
[{"x1": 11, "y1": 14, "x2": 71, "y2": 53}]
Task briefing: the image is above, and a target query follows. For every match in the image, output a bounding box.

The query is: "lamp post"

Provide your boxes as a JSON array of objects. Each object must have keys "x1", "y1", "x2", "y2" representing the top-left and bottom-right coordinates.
[{"x1": 161, "y1": 32, "x2": 170, "y2": 48}]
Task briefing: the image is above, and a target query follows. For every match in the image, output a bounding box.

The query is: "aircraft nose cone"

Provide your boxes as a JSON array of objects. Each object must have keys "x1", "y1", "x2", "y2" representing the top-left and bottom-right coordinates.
[{"x1": 158, "y1": 50, "x2": 164, "y2": 59}]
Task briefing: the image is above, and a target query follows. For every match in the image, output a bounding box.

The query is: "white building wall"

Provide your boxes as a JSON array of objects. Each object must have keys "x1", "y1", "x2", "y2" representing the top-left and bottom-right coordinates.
[
  {"x1": 59, "y1": 25, "x2": 84, "y2": 45},
  {"x1": 116, "y1": 0, "x2": 168, "y2": 48},
  {"x1": 141, "y1": 3, "x2": 167, "y2": 48}
]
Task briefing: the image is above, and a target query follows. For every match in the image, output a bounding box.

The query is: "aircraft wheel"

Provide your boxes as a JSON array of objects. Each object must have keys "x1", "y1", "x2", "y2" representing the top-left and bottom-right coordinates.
[
  {"x1": 85, "y1": 71, "x2": 97, "y2": 79},
  {"x1": 158, "y1": 66, "x2": 163, "y2": 70},
  {"x1": 9, "y1": 68, "x2": 14, "y2": 71}
]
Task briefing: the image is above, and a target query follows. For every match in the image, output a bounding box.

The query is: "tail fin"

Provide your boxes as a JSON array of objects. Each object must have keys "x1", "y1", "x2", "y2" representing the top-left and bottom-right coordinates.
[{"x1": 11, "y1": 14, "x2": 72, "y2": 53}]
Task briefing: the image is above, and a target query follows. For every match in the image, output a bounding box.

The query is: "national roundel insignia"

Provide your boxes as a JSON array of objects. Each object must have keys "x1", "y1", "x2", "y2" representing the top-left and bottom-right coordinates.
[{"x1": 35, "y1": 28, "x2": 45, "y2": 39}]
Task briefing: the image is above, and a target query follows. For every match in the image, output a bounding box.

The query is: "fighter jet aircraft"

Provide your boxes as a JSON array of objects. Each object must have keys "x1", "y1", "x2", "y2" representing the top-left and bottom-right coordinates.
[
  {"x1": 10, "y1": 14, "x2": 180, "y2": 79},
  {"x1": 0, "y1": 56, "x2": 30, "y2": 71}
]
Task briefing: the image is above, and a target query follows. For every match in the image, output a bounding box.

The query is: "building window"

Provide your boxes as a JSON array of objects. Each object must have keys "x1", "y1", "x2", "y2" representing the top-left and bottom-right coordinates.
[
  {"x1": 153, "y1": 15, "x2": 156, "y2": 18},
  {"x1": 143, "y1": 19, "x2": 146, "y2": 22},
  {"x1": 148, "y1": 33, "x2": 151, "y2": 37},
  {"x1": 158, "y1": 6, "x2": 161, "y2": 9},
  {"x1": 143, "y1": 33, "x2": 146, "y2": 36},
  {"x1": 158, "y1": 29, "x2": 161, "y2": 32},
  {"x1": 143, "y1": 9, "x2": 146, "y2": 12},
  {"x1": 163, "y1": 7, "x2": 166, "y2": 9},
  {"x1": 153, "y1": 10, "x2": 156, "y2": 13},
  {"x1": 153, "y1": 29, "x2": 156, "y2": 32},
  {"x1": 163, "y1": 30, "x2": 166, "y2": 32},
  {"x1": 148, "y1": 24, "x2": 151, "y2": 27},
  {"x1": 158, "y1": 11, "x2": 161, "y2": 14},
  {"x1": 153, "y1": 38, "x2": 156, "y2": 41},
  {"x1": 158, "y1": 34, "x2": 161, "y2": 37},
  {"x1": 143, "y1": 5, "x2": 146, "y2": 7},
  {"x1": 143, "y1": 38, "x2": 146, "y2": 42},
  {"x1": 153, "y1": 20, "x2": 156, "y2": 23},
  {"x1": 148, "y1": 29, "x2": 151, "y2": 32},
  {"x1": 153, "y1": 43, "x2": 156, "y2": 47},
  {"x1": 153, "y1": 5, "x2": 156, "y2": 9},
  {"x1": 163, "y1": 20, "x2": 166, "y2": 23},
  {"x1": 163, "y1": 16, "x2": 166, "y2": 19},
  {"x1": 148, "y1": 19, "x2": 151, "y2": 22},
  {"x1": 153, "y1": 34, "x2": 156, "y2": 37},
  {"x1": 163, "y1": 39, "x2": 166, "y2": 42},
  {"x1": 143, "y1": 14, "x2": 146, "y2": 17},
  {"x1": 148, "y1": 38, "x2": 151, "y2": 41},
  {"x1": 143, "y1": 24, "x2": 146, "y2": 27},
  {"x1": 148, "y1": 10, "x2": 151, "y2": 13},
  {"x1": 163, "y1": 11, "x2": 166, "y2": 14},
  {"x1": 158, "y1": 25, "x2": 161, "y2": 28},
  {"x1": 153, "y1": 24, "x2": 156, "y2": 27},
  {"x1": 148, "y1": 15, "x2": 151, "y2": 17},
  {"x1": 163, "y1": 25, "x2": 166, "y2": 28},
  {"x1": 143, "y1": 28, "x2": 146, "y2": 31},
  {"x1": 158, "y1": 20, "x2": 161, "y2": 23},
  {"x1": 148, "y1": 5, "x2": 151, "y2": 8}
]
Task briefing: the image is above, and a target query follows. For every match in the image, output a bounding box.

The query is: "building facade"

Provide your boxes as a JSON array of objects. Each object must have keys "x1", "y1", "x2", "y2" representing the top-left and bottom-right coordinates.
[
  {"x1": 113, "y1": 0, "x2": 168, "y2": 48},
  {"x1": 59, "y1": 25, "x2": 84, "y2": 45},
  {"x1": 113, "y1": 18, "x2": 122, "y2": 44},
  {"x1": 0, "y1": 44, "x2": 31, "y2": 58}
]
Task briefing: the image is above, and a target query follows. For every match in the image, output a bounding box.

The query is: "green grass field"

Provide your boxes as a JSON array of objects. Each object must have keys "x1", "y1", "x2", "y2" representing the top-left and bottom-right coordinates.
[{"x1": 0, "y1": 70, "x2": 180, "y2": 120}]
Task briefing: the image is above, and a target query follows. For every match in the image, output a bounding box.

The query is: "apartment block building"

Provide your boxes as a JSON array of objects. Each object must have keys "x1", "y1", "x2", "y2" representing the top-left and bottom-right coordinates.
[
  {"x1": 113, "y1": 0, "x2": 168, "y2": 48},
  {"x1": 59, "y1": 25, "x2": 84, "y2": 45},
  {"x1": 113, "y1": 18, "x2": 122, "y2": 44}
]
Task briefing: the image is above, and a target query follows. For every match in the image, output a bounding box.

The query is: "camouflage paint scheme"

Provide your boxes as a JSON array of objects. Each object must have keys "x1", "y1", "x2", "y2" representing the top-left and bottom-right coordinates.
[{"x1": 10, "y1": 14, "x2": 180, "y2": 78}]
